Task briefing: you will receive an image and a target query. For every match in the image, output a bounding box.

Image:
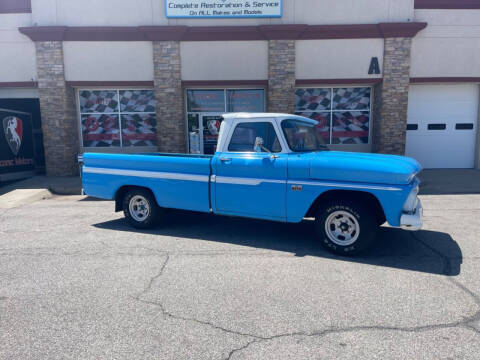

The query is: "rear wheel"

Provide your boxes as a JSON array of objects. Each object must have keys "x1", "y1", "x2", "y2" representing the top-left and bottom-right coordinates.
[
  {"x1": 122, "y1": 188, "x2": 161, "y2": 229},
  {"x1": 314, "y1": 200, "x2": 377, "y2": 255}
]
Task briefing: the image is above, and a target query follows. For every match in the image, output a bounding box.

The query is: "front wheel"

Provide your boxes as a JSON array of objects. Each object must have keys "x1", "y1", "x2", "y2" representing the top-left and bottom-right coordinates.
[
  {"x1": 314, "y1": 200, "x2": 377, "y2": 256},
  {"x1": 122, "y1": 188, "x2": 161, "y2": 229}
]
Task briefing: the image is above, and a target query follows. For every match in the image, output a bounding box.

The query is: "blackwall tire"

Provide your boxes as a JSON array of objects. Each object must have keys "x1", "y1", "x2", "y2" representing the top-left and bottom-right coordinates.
[
  {"x1": 122, "y1": 188, "x2": 161, "y2": 229},
  {"x1": 315, "y1": 200, "x2": 377, "y2": 256}
]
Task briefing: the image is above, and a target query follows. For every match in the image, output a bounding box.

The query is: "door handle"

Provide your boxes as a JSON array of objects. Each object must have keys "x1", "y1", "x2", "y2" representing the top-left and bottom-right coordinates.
[{"x1": 219, "y1": 157, "x2": 232, "y2": 162}]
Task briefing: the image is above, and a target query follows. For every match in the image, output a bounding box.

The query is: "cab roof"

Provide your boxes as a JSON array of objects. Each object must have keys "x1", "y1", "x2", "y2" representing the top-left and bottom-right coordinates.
[{"x1": 221, "y1": 112, "x2": 317, "y2": 125}]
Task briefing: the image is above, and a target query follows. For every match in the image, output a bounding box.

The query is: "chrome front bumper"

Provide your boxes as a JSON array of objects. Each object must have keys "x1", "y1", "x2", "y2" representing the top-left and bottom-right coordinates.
[{"x1": 400, "y1": 199, "x2": 423, "y2": 231}]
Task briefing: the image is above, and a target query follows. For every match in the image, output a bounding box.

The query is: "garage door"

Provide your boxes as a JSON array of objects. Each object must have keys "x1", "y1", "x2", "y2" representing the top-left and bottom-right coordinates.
[{"x1": 406, "y1": 84, "x2": 479, "y2": 168}]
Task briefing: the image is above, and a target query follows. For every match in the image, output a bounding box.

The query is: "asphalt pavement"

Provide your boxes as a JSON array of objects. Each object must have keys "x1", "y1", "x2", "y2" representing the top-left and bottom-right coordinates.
[{"x1": 0, "y1": 194, "x2": 479, "y2": 359}]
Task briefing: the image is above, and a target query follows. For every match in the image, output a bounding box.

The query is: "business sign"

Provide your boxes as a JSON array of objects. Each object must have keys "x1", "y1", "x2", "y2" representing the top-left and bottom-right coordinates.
[
  {"x1": 165, "y1": 0, "x2": 282, "y2": 18},
  {"x1": 0, "y1": 108, "x2": 35, "y2": 177}
]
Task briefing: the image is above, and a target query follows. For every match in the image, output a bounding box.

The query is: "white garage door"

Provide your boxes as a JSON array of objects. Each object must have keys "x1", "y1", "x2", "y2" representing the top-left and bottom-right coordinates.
[{"x1": 406, "y1": 84, "x2": 479, "y2": 168}]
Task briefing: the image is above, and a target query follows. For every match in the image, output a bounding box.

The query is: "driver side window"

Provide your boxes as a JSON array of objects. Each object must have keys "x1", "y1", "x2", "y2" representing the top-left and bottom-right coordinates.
[{"x1": 228, "y1": 122, "x2": 281, "y2": 152}]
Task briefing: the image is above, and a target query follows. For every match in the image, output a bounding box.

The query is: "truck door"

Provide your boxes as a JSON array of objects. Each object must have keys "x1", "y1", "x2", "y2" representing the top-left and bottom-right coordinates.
[{"x1": 213, "y1": 120, "x2": 287, "y2": 220}]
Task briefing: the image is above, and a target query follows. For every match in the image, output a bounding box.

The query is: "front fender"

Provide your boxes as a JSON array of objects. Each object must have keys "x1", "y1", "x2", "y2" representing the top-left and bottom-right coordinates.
[{"x1": 286, "y1": 179, "x2": 411, "y2": 226}]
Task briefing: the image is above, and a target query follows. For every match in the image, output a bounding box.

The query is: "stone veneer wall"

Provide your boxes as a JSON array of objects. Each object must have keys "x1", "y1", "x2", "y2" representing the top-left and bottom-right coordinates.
[
  {"x1": 35, "y1": 41, "x2": 79, "y2": 176},
  {"x1": 153, "y1": 41, "x2": 185, "y2": 153},
  {"x1": 268, "y1": 40, "x2": 296, "y2": 114},
  {"x1": 372, "y1": 37, "x2": 412, "y2": 155}
]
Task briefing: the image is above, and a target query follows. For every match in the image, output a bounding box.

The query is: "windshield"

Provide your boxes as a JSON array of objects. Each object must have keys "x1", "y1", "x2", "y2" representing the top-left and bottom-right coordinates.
[{"x1": 281, "y1": 119, "x2": 329, "y2": 152}]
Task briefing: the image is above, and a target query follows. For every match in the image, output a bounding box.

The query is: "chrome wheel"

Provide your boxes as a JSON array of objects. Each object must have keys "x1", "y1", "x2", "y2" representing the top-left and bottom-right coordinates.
[
  {"x1": 324, "y1": 210, "x2": 360, "y2": 246},
  {"x1": 129, "y1": 195, "x2": 150, "y2": 222}
]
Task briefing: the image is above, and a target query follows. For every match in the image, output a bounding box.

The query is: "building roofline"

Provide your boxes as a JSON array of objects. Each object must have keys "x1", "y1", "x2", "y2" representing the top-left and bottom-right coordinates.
[
  {"x1": 415, "y1": 0, "x2": 480, "y2": 9},
  {"x1": 18, "y1": 22, "x2": 427, "y2": 42},
  {"x1": 0, "y1": 0, "x2": 31, "y2": 14}
]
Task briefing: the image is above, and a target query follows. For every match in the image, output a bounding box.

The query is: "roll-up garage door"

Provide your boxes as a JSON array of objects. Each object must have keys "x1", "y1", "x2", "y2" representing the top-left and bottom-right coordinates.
[{"x1": 406, "y1": 84, "x2": 479, "y2": 168}]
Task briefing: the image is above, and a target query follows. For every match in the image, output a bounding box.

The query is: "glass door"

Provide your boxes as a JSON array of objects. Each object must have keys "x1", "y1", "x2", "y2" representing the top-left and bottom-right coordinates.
[
  {"x1": 201, "y1": 114, "x2": 224, "y2": 154},
  {"x1": 187, "y1": 113, "x2": 224, "y2": 154},
  {"x1": 186, "y1": 88, "x2": 266, "y2": 154}
]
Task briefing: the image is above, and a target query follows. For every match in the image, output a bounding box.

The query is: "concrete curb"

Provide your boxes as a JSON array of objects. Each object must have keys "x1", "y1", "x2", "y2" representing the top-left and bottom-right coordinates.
[
  {"x1": 0, "y1": 176, "x2": 82, "y2": 208},
  {"x1": 0, "y1": 188, "x2": 53, "y2": 209},
  {"x1": 0, "y1": 176, "x2": 82, "y2": 197}
]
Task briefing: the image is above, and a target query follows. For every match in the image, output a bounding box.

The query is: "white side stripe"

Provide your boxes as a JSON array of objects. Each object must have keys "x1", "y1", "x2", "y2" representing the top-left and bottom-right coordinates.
[
  {"x1": 215, "y1": 176, "x2": 285, "y2": 186},
  {"x1": 83, "y1": 167, "x2": 402, "y2": 191},
  {"x1": 83, "y1": 167, "x2": 209, "y2": 182},
  {"x1": 288, "y1": 180, "x2": 402, "y2": 191}
]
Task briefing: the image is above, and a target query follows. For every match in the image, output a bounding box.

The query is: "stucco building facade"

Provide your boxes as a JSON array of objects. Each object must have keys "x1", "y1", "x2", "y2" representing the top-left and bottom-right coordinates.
[{"x1": 1, "y1": 0, "x2": 479, "y2": 175}]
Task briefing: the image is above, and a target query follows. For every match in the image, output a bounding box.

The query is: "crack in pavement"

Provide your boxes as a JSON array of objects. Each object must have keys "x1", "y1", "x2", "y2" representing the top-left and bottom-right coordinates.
[
  {"x1": 133, "y1": 253, "x2": 262, "y2": 340},
  {"x1": 224, "y1": 323, "x2": 480, "y2": 360},
  {"x1": 129, "y1": 234, "x2": 480, "y2": 360},
  {"x1": 225, "y1": 233, "x2": 480, "y2": 360},
  {"x1": 6, "y1": 227, "x2": 473, "y2": 358}
]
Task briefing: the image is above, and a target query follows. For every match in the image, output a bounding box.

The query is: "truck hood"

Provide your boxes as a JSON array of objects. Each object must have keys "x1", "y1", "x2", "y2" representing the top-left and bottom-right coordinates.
[{"x1": 308, "y1": 151, "x2": 422, "y2": 185}]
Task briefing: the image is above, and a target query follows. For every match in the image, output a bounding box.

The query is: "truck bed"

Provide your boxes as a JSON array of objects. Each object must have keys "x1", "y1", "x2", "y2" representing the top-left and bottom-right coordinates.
[{"x1": 81, "y1": 152, "x2": 212, "y2": 213}]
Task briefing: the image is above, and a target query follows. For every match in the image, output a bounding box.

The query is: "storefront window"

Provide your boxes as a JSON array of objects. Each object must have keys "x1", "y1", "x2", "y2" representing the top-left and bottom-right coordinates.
[
  {"x1": 295, "y1": 87, "x2": 371, "y2": 145},
  {"x1": 79, "y1": 89, "x2": 157, "y2": 148},
  {"x1": 187, "y1": 90, "x2": 225, "y2": 112},
  {"x1": 186, "y1": 88, "x2": 265, "y2": 154},
  {"x1": 227, "y1": 89, "x2": 264, "y2": 112}
]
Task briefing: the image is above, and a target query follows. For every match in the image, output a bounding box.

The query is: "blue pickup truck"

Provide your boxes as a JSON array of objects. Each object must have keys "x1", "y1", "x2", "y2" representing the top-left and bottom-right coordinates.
[{"x1": 81, "y1": 113, "x2": 423, "y2": 255}]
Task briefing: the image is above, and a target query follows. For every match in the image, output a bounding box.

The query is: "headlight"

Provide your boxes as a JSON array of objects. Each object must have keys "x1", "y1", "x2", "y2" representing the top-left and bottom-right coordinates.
[{"x1": 403, "y1": 185, "x2": 419, "y2": 213}]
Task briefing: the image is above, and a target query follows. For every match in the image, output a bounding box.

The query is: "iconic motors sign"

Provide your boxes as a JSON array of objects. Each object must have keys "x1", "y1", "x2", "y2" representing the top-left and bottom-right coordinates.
[
  {"x1": 165, "y1": 0, "x2": 282, "y2": 18},
  {"x1": 0, "y1": 109, "x2": 35, "y2": 176}
]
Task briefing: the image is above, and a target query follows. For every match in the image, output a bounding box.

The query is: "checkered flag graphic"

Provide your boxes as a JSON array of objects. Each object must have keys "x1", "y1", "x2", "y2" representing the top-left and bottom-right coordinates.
[
  {"x1": 120, "y1": 90, "x2": 156, "y2": 113},
  {"x1": 332, "y1": 88, "x2": 370, "y2": 110},
  {"x1": 121, "y1": 114, "x2": 157, "y2": 147},
  {"x1": 81, "y1": 114, "x2": 120, "y2": 147},
  {"x1": 332, "y1": 111, "x2": 369, "y2": 144},
  {"x1": 79, "y1": 90, "x2": 119, "y2": 113},
  {"x1": 295, "y1": 88, "x2": 331, "y2": 111}
]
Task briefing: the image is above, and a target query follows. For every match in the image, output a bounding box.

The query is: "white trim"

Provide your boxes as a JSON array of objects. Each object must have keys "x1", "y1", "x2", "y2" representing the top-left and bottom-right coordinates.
[
  {"x1": 224, "y1": 118, "x2": 287, "y2": 154},
  {"x1": 82, "y1": 167, "x2": 209, "y2": 182},
  {"x1": 288, "y1": 180, "x2": 402, "y2": 192},
  {"x1": 216, "y1": 176, "x2": 285, "y2": 186},
  {"x1": 220, "y1": 117, "x2": 291, "y2": 153},
  {"x1": 82, "y1": 167, "x2": 401, "y2": 191}
]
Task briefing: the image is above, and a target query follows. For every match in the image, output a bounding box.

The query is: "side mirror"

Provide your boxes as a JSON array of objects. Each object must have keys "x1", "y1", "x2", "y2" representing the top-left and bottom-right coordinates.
[{"x1": 254, "y1": 137, "x2": 264, "y2": 152}]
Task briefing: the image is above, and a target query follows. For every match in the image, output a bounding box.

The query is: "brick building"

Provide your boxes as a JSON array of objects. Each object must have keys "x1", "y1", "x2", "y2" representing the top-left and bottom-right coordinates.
[{"x1": 1, "y1": 0, "x2": 479, "y2": 176}]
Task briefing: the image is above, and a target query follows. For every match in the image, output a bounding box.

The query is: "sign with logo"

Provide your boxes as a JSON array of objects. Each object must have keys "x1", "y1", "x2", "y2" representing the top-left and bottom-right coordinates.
[
  {"x1": 165, "y1": 0, "x2": 282, "y2": 18},
  {"x1": 0, "y1": 109, "x2": 35, "y2": 177}
]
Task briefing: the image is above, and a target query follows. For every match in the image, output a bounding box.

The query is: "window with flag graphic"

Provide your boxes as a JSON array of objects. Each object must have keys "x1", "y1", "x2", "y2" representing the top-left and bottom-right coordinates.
[
  {"x1": 79, "y1": 89, "x2": 157, "y2": 148},
  {"x1": 294, "y1": 87, "x2": 371, "y2": 145}
]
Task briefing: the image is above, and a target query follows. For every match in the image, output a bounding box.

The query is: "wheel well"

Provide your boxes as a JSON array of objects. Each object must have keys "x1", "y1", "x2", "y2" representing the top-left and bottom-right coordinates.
[
  {"x1": 114, "y1": 185, "x2": 156, "y2": 212},
  {"x1": 306, "y1": 190, "x2": 386, "y2": 224}
]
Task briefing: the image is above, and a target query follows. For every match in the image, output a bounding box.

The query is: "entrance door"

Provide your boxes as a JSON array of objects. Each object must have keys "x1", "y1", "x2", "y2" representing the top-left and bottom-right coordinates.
[
  {"x1": 187, "y1": 113, "x2": 223, "y2": 154},
  {"x1": 186, "y1": 88, "x2": 266, "y2": 154},
  {"x1": 201, "y1": 114, "x2": 224, "y2": 154},
  {"x1": 406, "y1": 84, "x2": 479, "y2": 168}
]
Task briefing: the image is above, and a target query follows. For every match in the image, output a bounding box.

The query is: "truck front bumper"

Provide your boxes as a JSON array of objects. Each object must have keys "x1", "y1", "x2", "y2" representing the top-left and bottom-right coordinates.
[{"x1": 400, "y1": 199, "x2": 423, "y2": 231}]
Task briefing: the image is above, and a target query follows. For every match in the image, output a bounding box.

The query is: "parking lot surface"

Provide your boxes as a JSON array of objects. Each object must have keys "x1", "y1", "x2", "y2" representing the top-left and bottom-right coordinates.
[{"x1": 0, "y1": 194, "x2": 479, "y2": 359}]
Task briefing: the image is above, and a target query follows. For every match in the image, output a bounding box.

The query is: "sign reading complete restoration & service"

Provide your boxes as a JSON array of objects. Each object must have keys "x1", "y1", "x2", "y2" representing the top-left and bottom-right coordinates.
[{"x1": 165, "y1": 0, "x2": 282, "y2": 18}]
